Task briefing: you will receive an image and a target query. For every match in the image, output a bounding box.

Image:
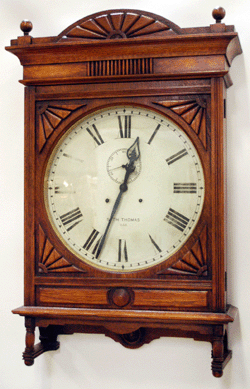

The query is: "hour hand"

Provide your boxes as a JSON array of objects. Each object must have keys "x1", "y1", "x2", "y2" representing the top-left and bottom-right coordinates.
[
  {"x1": 127, "y1": 137, "x2": 140, "y2": 163},
  {"x1": 120, "y1": 137, "x2": 140, "y2": 192}
]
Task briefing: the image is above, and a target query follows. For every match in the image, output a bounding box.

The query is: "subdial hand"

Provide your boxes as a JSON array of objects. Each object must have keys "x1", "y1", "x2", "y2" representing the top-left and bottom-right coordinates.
[{"x1": 108, "y1": 164, "x2": 127, "y2": 171}]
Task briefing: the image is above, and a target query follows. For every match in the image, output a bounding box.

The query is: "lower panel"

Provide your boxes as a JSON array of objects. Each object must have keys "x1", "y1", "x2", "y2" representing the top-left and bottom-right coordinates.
[{"x1": 36, "y1": 286, "x2": 209, "y2": 310}]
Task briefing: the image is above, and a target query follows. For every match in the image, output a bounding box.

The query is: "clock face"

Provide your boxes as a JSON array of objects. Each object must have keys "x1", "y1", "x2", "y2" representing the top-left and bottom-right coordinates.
[{"x1": 44, "y1": 105, "x2": 205, "y2": 272}]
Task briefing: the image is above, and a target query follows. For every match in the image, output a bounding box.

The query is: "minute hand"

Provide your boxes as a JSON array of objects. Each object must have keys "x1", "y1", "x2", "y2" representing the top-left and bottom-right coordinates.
[{"x1": 96, "y1": 137, "x2": 140, "y2": 258}]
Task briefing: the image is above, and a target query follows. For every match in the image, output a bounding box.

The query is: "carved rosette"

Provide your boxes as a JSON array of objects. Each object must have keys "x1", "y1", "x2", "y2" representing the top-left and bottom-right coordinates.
[
  {"x1": 57, "y1": 10, "x2": 182, "y2": 41},
  {"x1": 38, "y1": 225, "x2": 83, "y2": 273},
  {"x1": 158, "y1": 225, "x2": 208, "y2": 277},
  {"x1": 37, "y1": 103, "x2": 86, "y2": 151},
  {"x1": 156, "y1": 98, "x2": 207, "y2": 149}
]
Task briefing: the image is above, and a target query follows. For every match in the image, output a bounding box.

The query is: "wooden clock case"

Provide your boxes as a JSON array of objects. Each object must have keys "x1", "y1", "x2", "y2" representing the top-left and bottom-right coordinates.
[{"x1": 6, "y1": 8, "x2": 242, "y2": 377}]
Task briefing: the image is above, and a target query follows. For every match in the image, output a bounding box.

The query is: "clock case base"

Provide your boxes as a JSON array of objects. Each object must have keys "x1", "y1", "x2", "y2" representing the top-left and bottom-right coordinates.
[{"x1": 13, "y1": 304, "x2": 237, "y2": 377}]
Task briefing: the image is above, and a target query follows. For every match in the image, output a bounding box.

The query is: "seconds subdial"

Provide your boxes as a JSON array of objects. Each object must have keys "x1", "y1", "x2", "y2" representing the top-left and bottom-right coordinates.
[{"x1": 107, "y1": 148, "x2": 141, "y2": 184}]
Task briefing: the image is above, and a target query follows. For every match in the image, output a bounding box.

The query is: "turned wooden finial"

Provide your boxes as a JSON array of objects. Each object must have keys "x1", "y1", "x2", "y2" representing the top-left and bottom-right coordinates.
[
  {"x1": 212, "y1": 7, "x2": 226, "y2": 23},
  {"x1": 20, "y1": 20, "x2": 33, "y2": 36}
]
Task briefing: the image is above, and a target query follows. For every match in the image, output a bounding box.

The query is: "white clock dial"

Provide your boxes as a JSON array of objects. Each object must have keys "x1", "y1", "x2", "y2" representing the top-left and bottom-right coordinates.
[{"x1": 44, "y1": 105, "x2": 205, "y2": 272}]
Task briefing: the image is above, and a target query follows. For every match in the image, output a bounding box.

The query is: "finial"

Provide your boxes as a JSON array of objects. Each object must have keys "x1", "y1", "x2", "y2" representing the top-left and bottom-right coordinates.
[
  {"x1": 212, "y1": 7, "x2": 226, "y2": 23},
  {"x1": 20, "y1": 20, "x2": 33, "y2": 36}
]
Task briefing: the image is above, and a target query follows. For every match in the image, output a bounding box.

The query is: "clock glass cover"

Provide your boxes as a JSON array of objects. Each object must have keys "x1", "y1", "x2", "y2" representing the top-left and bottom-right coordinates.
[{"x1": 44, "y1": 105, "x2": 205, "y2": 272}]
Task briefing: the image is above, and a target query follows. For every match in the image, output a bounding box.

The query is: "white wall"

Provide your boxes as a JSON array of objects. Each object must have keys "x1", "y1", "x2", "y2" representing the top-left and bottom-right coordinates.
[{"x1": 1, "y1": 1, "x2": 250, "y2": 388}]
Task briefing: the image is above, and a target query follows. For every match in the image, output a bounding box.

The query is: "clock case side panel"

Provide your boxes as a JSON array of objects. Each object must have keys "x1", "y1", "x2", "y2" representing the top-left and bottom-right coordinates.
[
  {"x1": 210, "y1": 77, "x2": 227, "y2": 312},
  {"x1": 24, "y1": 86, "x2": 36, "y2": 306}
]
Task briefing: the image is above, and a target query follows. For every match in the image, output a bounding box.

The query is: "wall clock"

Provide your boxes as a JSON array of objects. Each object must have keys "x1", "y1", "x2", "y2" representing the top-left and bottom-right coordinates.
[{"x1": 6, "y1": 7, "x2": 242, "y2": 377}]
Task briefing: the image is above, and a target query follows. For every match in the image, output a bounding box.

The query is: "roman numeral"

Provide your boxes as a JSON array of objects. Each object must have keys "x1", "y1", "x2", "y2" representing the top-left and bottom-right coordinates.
[
  {"x1": 118, "y1": 239, "x2": 128, "y2": 262},
  {"x1": 173, "y1": 183, "x2": 197, "y2": 193},
  {"x1": 118, "y1": 115, "x2": 131, "y2": 138},
  {"x1": 147, "y1": 124, "x2": 161, "y2": 144},
  {"x1": 164, "y1": 208, "x2": 189, "y2": 232},
  {"x1": 83, "y1": 228, "x2": 102, "y2": 256},
  {"x1": 60, "y1": 207, "x2": 83, "y2": 231},
  {"x1": 86, "y1": 124, "x2": 104, "y2": 146},
  {"x1": 166, "y1": 149, "x2": 188, "y2": 165},
  {"x1": 149, "y1": 234, "x2": 162, "y2": 252}
]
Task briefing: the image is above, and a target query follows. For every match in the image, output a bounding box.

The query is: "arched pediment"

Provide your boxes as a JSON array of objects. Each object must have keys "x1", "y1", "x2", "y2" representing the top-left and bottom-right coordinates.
[{"x1": 57, "y1": 9, "x2": 182, "y2": 41}]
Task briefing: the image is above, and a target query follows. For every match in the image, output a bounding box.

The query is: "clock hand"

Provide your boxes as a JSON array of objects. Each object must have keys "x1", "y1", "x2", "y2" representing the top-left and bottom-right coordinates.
[
  {"x1": 96, "y1": 137, "x2": 140, "y2": 258},
  {"x1": 108, "y1": 164, "x2": 127, "y2": 171},
  {"x1": 127, "y1": 136, "x2": 140, "y2": 162},
  {"x1": 109, "y1": 137, "x2": 140, "y2": 171}
]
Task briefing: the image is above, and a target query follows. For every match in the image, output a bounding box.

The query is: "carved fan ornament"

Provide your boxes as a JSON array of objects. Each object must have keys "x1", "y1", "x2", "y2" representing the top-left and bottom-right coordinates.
[
  {"x1": 38, "y1": 225, "x2": 83, "y2": 273},
  {"x1": 156, "y1": 98, "x2": 207, "y2": 149},
  {"x1": 57, "y1": 10, "x2": 182, "y2": 41},
  {"x1": 158, "y1": 225, "x2": 208, "y2": 277},
  {"x1": 37, "y1": 103, "x2": 86, "y2": 151}
]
